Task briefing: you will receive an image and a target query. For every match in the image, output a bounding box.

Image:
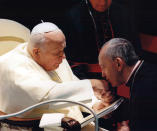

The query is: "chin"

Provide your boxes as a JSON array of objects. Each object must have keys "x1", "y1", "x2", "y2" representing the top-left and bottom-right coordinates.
[
  {"x1": 53, "y1": 64, "x2": 60, "y2": 70},
  {"x1": 97, "y1": 7, "x2": 108, "y2": 12},
  {"x1": 46, "y1": 66, "x2": 57, "y2": 71},
  {"x1": 56, "y1": 64, "x2": 60, "y2": 68},
  {"x1": 110, "y1": 82, "x2": 117, "y2": 87},
  {"x1": 97, "y1": 9, "x2": 105, "y2": 12},
  {"x1": 47, "y1": 64, "x2": 60, "y2": 71}
]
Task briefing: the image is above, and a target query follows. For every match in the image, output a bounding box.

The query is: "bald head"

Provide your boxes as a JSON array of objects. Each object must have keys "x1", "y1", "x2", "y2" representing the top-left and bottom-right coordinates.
[
  {"x1": 99, "y1": 38, "x2": 139, "y2": 87},
  {"x1": 99, "y1": 38, "x2": 139, "y2": 66}
]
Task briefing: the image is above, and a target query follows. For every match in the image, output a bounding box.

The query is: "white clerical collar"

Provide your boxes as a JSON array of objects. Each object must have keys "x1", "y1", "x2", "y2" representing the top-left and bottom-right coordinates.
[{"x1": 126, "y1": 60, "x2": 141, "y2": 84}]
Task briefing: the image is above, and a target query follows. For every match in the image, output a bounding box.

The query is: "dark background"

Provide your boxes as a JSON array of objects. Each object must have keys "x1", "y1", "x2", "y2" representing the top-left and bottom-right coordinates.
[{"x1": 0, "y1": 0, "x2": 157, "y2": 35}]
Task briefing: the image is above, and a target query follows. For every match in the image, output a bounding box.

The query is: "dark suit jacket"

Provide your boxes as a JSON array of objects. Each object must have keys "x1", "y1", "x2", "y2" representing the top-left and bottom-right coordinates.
[{"x1": 127, "y1": 61, "x2": 157, "y2": 130}]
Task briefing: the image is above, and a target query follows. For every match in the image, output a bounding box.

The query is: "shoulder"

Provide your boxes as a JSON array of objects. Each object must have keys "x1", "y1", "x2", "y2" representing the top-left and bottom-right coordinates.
[
  {"x1": 0, "y1": 43, "x2": 41, "y2": 74},
  {"x1": 0, "y1": 43, "x2": 28, "y2": 65}
]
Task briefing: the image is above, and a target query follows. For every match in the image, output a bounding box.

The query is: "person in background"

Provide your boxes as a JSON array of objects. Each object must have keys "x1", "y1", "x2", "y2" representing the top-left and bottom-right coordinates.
[
  {"x1": 0, "y1": 22, "x2": 111, "y2": 131},
  {"x1": 61, "y1": 0, "x2": 141, "y2": 79},
  {"x1": 98, "y1": 38, "x2": 157, "y2": 130}
]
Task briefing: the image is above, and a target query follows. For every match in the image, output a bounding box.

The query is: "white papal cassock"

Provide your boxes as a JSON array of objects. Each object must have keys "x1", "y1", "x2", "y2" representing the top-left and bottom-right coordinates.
[{"x1": 0, "y1": 43, "x2": 95, "y2": 131}]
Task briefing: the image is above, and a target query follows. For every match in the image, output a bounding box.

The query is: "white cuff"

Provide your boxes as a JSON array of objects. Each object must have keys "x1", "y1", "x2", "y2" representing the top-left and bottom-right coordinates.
[{"x1": 39, "y1": 113, "x2": 65, "y2": 128}]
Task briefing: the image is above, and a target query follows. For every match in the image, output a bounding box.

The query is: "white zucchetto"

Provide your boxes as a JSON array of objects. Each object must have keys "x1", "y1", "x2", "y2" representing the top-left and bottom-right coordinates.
[{"x1": 31, "y1": 22, "x2": 61, "y2": 35}]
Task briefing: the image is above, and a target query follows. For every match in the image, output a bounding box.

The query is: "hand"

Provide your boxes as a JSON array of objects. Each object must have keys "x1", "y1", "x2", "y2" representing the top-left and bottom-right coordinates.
[
  {"x1": 101, "y1": 91, "x2": 116, "y2": 104},
  {"x1": 92, "y1": 101, "x2": 108, "y2": 113},
  {"x1": 92, "y1": 101, "x2": 112, "y2": 119},
  {"x1": 61, "y1": 117, "x2": 81, "y2": 131},
  {"x1": 90, "y1": 79, "x2": 109, "y2": 100}
]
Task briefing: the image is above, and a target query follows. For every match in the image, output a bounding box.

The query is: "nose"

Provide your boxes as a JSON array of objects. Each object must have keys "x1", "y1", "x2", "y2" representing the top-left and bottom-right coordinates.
[
  {"x1": 102, "y1": 71, "x2": 106, "y2": 78},
  {"x1": 58, "y1": 51, "x2": 66, "y2": 58},
  {"x1": 62, "y1": 53, "x2": 66, "y2": 59},
  {"x1": 59, "y1": 53, "x2": 66, "y2": 62}
]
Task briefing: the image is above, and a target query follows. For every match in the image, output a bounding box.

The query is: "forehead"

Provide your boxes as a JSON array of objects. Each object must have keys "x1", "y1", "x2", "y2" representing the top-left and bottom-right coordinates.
[
  {"x1": 44, "y1": 31, "x2": 66, "y2": 50},
  {"x1": 45, "y1": 31, "x2": 65, "y2": 43},
  {"x1": 99, "y1": 54, "x2": 110, "y2": 66},
  {"x1": 99, "y1": 45, "x2": 111, "y2": 64}
]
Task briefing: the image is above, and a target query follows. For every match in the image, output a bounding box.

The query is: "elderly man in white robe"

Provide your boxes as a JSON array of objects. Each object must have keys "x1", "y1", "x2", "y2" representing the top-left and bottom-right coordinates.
[{"x1": 0, "y1": 22, "x2": 111, "y2": 131}]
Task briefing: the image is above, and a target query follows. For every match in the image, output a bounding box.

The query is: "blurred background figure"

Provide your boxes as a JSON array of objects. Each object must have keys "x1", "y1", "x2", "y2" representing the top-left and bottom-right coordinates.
[
  {"x1": 60, "y1": 0, "x2": 141, "y2": 79},
  {"x1": 135, "y1": 0, "x2": 157, "y2": 63}
]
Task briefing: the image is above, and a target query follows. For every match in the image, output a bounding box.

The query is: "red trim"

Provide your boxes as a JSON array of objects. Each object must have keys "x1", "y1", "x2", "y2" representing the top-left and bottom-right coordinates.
[
  {"x1": 71, "y1": 62, "x2": 102, "y2": 73},
  {"x1": 140, "y1": 33, "x2": 157, "y2": 53},
  {"x1": 117, "y1": 84, "x2": 130, "y2": 98}
]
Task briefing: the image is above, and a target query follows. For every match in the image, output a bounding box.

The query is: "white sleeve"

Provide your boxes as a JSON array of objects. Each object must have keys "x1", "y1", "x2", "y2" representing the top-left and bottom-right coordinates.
[
  {"x1": 47, "y1": 80, "x2": 93, "y2": 103},
  {"x1": 2, "y1": 65, "x2": 93, "y2": 112},
  {"x1": 0, "y1": 56, "x2": 93, "y2": 113}
]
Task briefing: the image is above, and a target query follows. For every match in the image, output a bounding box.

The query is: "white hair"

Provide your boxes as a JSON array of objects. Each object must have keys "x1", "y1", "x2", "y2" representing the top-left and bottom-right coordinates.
[{"x1": 28, "y1": 22, "x2": 62, "y2": 52}]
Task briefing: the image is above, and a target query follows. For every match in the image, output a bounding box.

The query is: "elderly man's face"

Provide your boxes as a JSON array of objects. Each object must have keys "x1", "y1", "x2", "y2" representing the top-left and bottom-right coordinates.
[
  {"x1": 89, "y1": 0, "x2": 112, "y2": 12},
  {"x1": 36, "y1": 31, "x2": 66, "y2": 71},
  {"x1": 99, "y1": 46, "x2": 122, "y2": 87},
  {"x1": 99, "y1": 56, "x2": 118, "y2": 87}
]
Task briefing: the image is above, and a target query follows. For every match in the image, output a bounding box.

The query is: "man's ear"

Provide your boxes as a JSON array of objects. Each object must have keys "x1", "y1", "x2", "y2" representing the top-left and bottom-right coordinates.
[
  {"x1": 114, "y1": 57, "x2": 124, "y2": 72},
  {"x1": 32, "y1": 48, "x2": 40, "y2": 58}
]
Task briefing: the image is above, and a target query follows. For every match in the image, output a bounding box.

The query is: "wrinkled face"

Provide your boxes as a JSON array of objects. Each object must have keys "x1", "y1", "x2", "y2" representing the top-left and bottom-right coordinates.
[
  {"x1": 35, "y1": 31, "x2": 66, "y2": 71},
  {"x1": 89, "y1": 0, "x2": 112, "y2": 12},
  {"x1": 99, "y1": 56, "x2": 118, "y2": 87},
  {"x1": 99, "y1": 47, "x2": 122, "y2": 87}
]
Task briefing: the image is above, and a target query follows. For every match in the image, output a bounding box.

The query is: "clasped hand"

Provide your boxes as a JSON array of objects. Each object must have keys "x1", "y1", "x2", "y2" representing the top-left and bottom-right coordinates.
[{"x1": 90, "y1": 79, "x2": 116, "y2": 114}]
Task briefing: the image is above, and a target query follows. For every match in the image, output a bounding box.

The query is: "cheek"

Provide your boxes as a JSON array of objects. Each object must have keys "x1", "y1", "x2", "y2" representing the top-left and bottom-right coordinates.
[
  {"x1": 111, "y1": 70, "x2": 120, "y2": 86},
  {"x1": 110, "y1": 68, "x2": 117, "y2": 79},
  {"x1": 106, "y1": 67, "x2": 111, "y2": 75},
  {"x1": 101, "y1": 69, "x2": 106, "y2": 77},
  {"x1": 106, "y1": 68, "x2": 115, "y2": 80},
  {"x1": 49, "y1": 56, "x2": 57, "y2": 62},
  {"x1": 49, "y1": 56, "x2": 62, "y2": 65},
  {"x1": 44, "y1": 56, "x2": 55, "y2": 66}
]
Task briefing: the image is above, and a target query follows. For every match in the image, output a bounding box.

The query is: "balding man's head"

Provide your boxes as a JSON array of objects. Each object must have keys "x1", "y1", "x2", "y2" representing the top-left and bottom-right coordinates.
[
  {"x1": 99, "y1": 38, "x2": 139, "y2": 87},
  {"x1": 99, "y1": 38, "x2": 139, "y2": 66},
  {"x1": 28, "y1": 22, "x2": 66, "y2": 71}
]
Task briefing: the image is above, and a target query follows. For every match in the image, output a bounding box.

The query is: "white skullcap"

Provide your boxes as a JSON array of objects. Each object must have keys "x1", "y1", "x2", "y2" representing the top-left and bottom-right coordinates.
[{"x1": 31, "y1": 22, "x2": 60, "y2": 35}]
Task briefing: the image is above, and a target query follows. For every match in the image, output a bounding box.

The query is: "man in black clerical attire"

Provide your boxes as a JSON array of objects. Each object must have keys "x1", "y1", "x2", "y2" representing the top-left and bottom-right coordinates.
[
  {"x1": 99, "y1": 38, "x2": 157, "y2": 130},
  {"x1": 61, "y1": 0, "x2": 141, "y2": 79}
]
